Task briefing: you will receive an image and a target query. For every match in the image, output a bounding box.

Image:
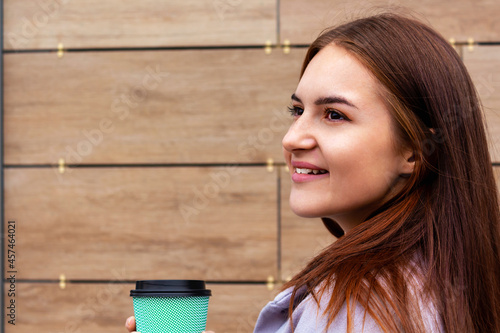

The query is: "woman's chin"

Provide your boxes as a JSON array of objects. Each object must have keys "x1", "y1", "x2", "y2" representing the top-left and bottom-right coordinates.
[{"x1": 289, "y1": 203, "x2": 325, "y2": 219}]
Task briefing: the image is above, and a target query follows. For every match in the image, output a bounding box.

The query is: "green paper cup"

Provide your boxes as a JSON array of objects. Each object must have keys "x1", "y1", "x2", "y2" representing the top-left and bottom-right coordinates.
[{"x1": 130, "y1": 280, "x2": 211, "y2": 333}]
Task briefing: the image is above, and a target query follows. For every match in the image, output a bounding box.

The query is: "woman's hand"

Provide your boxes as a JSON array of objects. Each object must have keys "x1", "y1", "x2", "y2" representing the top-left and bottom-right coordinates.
[{"x1": 124, "y1": 316, "x2": 215, "y2": 333}]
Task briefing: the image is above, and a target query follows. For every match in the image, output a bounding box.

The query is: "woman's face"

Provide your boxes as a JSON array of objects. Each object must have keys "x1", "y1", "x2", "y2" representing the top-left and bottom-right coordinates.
[{"x1": 283, "y1": 45, "x2": 413, "y2": 232}]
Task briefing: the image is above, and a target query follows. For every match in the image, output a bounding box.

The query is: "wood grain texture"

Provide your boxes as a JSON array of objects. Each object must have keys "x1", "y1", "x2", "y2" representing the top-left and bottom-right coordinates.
[
  {"x1": 4, "y1": 0, "x2": 277, "y2": 50},
  {"x1": 207, "y1": 283, "x2": 278, "y2": 332},
  {"x1": 281, "y1": 0, "x2": 500, "y2": 44},
  {"x1": 462, "y1": 45, "x2": 500, "y2": 163},
  {"x1": 279, "y1": 167, "x2": 337, "y2": 281},
  {"x1": 494, "y1": 167, "x2": 500, "y2": 190},
  {"x1": 3, "y1": 283, "x2": 276, "y2": 333},
  {"x1": 4, "y1": 167, "x2": 277, "y2": 280},
  {"x1": 4, "y1": 48, "x2": 307, "y2": 165}
]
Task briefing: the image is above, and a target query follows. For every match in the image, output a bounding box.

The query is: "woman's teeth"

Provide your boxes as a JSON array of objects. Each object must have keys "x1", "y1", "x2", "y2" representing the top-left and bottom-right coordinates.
[{"x1": 295, "y1": 168, "x2": 328, "y2": 175}]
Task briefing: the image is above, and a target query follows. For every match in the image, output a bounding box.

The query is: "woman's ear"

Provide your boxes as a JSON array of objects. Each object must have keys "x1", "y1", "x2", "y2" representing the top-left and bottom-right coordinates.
[{"x1": 400, "y1": 149, "x2": 416, "y2": 177}]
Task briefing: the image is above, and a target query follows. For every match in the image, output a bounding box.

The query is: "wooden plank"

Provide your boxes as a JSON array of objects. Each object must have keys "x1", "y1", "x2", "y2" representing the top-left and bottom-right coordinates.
[
  {"x1": 281, "y1": 0, "x2": 500, "y2": 44},
  {"x1": 207, "y1": 283, "x2": 278, "y2": 332},
  {"x1": 4, "y1": 48, "x2": 307, "y2": 165},
  {"x1": 3, "y1": 282, "x2": 276, "y2": 333},
  {"x1": 462, "y1": 46, "x2": 500, "y2": 163},
  {"x1": 279, "y1": 167, "x2": 337, "y2": 281},
  {"x1": 493, "y1": 167, "x2": 500, "y2": 190},
  {"x1": 4, "y1": 167, "x2": 277, "y2": 280},
  {"x1": 4, "y1": 0, "x2": 277, "y2": 50}
]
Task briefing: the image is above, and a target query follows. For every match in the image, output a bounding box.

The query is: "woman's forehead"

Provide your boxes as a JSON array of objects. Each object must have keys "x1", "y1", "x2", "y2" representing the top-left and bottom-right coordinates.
[{"x1": 295, "y1": 45, "x2": 384, "y2": 107}]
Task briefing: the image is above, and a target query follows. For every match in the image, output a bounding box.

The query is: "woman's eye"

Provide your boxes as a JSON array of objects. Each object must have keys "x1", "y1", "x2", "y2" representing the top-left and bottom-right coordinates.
[
  {"x1": 326, "y1": 109, "x2": 347, "y2": 121},
  {"x1": 288, "y1": 106, "x2": 304, "y2": 117}
]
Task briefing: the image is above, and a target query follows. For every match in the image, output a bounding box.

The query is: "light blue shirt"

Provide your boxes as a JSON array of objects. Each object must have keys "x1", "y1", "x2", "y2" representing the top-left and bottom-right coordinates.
[{"x1": 253, "y1": 286, "x2": 383, "y2": 333}]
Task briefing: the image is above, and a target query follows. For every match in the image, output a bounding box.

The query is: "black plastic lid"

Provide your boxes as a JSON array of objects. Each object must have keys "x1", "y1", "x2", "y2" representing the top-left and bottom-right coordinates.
[{"x1": 130, "y1": 280, "x2": 212, "y2": 297}]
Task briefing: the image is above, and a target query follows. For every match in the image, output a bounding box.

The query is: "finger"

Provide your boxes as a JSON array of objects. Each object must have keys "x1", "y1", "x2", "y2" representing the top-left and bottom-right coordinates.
[{"x1": 125, "y1": 316, "x2": 136, "y2": 331}]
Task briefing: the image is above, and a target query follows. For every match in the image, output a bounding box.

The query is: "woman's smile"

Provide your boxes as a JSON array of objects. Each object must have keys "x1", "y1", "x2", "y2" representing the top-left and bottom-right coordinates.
[{"x1": 291, "y1": 160, "x2": 329, "y2": 182}]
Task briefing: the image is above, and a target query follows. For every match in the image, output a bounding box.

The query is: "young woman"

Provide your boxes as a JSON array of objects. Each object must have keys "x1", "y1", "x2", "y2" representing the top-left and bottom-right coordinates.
[{"x1": 126, "y1": 13, "x2": 500, "y2": 333}]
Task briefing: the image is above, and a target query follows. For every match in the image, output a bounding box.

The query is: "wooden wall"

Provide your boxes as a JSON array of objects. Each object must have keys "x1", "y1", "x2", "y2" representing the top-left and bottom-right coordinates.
[{"x1": 3, "y1": 1, "x2": 500, "y2": 332}]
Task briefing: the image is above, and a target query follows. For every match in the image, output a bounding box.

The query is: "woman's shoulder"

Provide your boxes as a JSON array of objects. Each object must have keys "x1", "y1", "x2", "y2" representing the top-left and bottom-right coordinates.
[
  {"x1": 299, "y1": 273, "x2": 443, "y2": 333},
  {"x1": 296, "y1": 291, "x2": 385, "y2": 332},
  {"x1": 254, "y1": 286, "x2": 384, "y2": 333},
  {"x1": 402, "y1": 257, "x2": 444, "y2": 332},
  {"x1": 254, "y1": 258, "x2": 444, "y2": 333}
]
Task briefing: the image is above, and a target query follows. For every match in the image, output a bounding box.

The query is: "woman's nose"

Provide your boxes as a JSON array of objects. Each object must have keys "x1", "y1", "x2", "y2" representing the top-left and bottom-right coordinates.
[{"x1": 282, "y1": 116, "x2": 317, "y2": 153}]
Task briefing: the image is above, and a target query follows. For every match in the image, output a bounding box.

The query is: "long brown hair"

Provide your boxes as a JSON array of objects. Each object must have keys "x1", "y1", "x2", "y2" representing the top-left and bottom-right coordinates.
[{"x1": 283, "y1": 13, "x2": 500, "y2": 332}]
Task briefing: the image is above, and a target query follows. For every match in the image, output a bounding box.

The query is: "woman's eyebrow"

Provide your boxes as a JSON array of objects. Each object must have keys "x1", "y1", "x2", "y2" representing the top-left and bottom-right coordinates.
[
  {"x1": 315, "y1": 96, "x2": 358, "y2": 109},
  {"x1": 291, "y1": 93, "x2": 303, "y2": 103},
  {"x1": 291, "y1": 93, "x2": 358, "y2": 109}
]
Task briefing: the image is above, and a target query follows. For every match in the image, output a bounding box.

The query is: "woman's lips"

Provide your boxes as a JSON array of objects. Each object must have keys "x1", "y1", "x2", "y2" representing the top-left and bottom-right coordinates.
[
  {"x1": 290, "y1": 161, "x2": 329, "y2": 183},
  {"x1": 292, "y1": 171, "x2": 329, "y2": 182}
]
